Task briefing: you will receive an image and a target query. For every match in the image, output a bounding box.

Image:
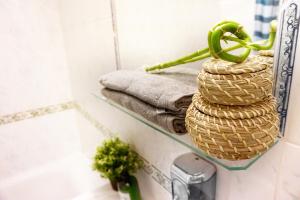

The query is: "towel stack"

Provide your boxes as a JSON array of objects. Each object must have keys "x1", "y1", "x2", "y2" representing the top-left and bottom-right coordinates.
[
  {"x1": 99, "y1": 68, "x2": 198, "y2": 134},
  {"x1": 185, "y1": 51, "x2": 279, "y2": 160}
]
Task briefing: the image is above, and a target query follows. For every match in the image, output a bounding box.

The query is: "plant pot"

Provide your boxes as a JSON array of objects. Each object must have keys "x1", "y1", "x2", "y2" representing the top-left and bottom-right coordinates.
[
  {"x1": 117, "y1": 176, "x2": 142, "y2": 200},
  {"x1": 109, "y1": 179, "x2": 119, "y2": 191}
]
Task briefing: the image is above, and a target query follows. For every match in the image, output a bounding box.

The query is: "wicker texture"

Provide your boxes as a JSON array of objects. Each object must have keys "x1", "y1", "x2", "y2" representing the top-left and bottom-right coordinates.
[
  {"x1": 192, "y1": 93, "x2": 276, "y2": 119},
  {"x1": 185, "y1": 94, "x2": 279, "y2": 160},
  {"x1": 259, "y1": 50, "x2": 274, "y2": 57},
  {"x1": 186, "y1": 51, "x2": 279, "y2": 160},
  {"x1": 198, "y1": 55, "x2": 273, "y2": 105}
]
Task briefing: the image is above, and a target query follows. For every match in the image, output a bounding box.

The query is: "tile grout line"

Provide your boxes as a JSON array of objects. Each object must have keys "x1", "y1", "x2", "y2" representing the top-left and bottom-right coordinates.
[
  {"x1": 110, "y1": 0, "x2": 121, "y2": 70},
  {"x1": 0, "y1": 101, "x2": 76, "y2": 126}
]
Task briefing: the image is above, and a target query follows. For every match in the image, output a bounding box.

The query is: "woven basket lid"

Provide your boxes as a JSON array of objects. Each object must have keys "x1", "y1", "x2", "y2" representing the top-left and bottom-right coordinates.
[
  {"x1": 258, "y1": 50, "x2": 274, "y2": 57},
  {"x1": 202, "y1": 52, "x2": 273, "y2": 75},
  {"x1": 192, "y1": 93, "x2": 277, "y2": 120}
]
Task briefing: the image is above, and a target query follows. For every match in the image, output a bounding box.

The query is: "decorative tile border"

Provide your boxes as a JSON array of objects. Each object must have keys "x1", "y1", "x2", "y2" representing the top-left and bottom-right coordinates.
[
  {"x1": 0, "y1": 101, "x2": 75, "y2": 126},
  {"x1": 273, "y1": 0, "x2": 300, "y2": 136},
  {"x1": 139, "y1": 156, "x2": 172, "y2": 193}
]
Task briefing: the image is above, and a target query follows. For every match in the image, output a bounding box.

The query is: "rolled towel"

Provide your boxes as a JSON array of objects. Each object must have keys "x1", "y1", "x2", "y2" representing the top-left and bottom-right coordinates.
[
  {"x1": 99, "y1": 68, "x2": 197, "y2": 112},
  {"x1": 101, "y1": 88, "x2": 187, "y2": 134}
]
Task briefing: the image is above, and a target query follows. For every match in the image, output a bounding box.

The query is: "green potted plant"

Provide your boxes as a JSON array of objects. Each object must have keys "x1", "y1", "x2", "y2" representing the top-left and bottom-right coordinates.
[{"x1": 92, "y1": 137, "x2": 143, "y2": 200}]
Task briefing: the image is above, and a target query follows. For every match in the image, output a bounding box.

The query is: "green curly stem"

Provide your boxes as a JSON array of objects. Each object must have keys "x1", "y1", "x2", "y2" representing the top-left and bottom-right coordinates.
[
  {"x1": 248, "y1": 20, "x2": 277, "y2": 50},
  {"x1": 222, "y1": 20, "x2": 277, "y2": 51},
  {"x1": 145, "y1": 20, "x2": 277, "y2": 72},
  {"x1": 145, "y1": 43, "x2": 244, "y2": 72},
  {"x1": 208, "y1": 21, "x2": 252, "y2": 63},
  {"x1": 145, "y1": 48, "x2": 209, "y2": 72}
]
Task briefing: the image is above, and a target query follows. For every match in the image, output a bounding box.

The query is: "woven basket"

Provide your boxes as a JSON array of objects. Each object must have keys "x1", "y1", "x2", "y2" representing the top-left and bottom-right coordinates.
[
  {"x1": 185, "y1": 93, "x2": 279, "y2": 160},
  {"x1": 197, "y1": 54, "x2": 273, "y2": 105}
]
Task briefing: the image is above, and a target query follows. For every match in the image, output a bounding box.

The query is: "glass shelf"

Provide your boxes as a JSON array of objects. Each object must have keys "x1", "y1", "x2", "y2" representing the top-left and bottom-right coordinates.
[{"x1": 92, "y1": 91, "x2": 280, "y2": 171}]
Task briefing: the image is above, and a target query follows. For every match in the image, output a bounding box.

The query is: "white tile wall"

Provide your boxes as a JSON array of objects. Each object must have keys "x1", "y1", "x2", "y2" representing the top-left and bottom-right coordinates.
[
  {"x1": 59, "y1": 0, "x2": 112, "y2": 30},
  {"x1": 60, "y1": 0, "x2": 117, "y2": 101},
  {"x1": 62, "y1": 18, "x2": 116, "y2": 95},
  {"x1": 115, "y1": 0, "x2": 220, "y2": 70},
  {"x1": 227, "y1": 142, "x2": 284, "y2": 200},
  {"x1": 215, "y1": 166, "x2": 232, "y2": 200},
  {"x1": 136, "y1": 170, "x2": 171, "y2": 200},
  {"x1": 0, "y1": 2, "x2": 85, "y2": 199},
  {"x1": 219, "y1": 0, "x2": 255, "y2": 36},
  {"x1": 0, "y1": 0, "x2": 72, "y2": 115},
  {"x1": 75, "y1": 108, "x2": 107, "y2": 157},
  {"x1": 276, "y1": 142, "x2": 300, "y2": 200},
  {"x1": 0, "y1": 110, "x2": 81, "y2": 181},
  {"x1": 0, "y1": 153, "x2": 116, "y2": 200},
  {"x1": 59, "y1": 0, "x2": 117, "y2": 164}
]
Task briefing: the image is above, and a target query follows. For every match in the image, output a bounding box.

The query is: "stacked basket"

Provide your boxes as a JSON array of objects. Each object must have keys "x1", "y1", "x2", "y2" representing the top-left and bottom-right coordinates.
[{"x1": 185, "y1": 51, "x2": 279, "y2": 160}]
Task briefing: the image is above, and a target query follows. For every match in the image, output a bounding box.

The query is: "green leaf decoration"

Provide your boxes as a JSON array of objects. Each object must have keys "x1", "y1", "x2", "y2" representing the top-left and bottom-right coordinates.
[{"x1": 92, "y1": 137, "x2": 144, "y2": 182}]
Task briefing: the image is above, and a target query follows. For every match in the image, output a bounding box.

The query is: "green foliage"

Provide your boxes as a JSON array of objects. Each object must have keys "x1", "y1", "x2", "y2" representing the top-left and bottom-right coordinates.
[{"x1": 92, "y1": 137, "x2": 143, "y2": 182}]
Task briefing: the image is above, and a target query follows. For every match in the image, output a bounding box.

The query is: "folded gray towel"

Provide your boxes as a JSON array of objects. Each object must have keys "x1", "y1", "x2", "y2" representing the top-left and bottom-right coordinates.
[
  {"x1": 101, "y1": 88, "x2": 187, "y2": 134},
  {"x1": 99, "y1": 68, "x2": 197, "y2": 112}
]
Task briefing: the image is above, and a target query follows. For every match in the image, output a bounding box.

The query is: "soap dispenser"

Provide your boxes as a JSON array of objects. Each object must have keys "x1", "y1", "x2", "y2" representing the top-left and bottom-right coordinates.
[{"x1": 171, "y1": 153, "x2": 217, "y2": 200}]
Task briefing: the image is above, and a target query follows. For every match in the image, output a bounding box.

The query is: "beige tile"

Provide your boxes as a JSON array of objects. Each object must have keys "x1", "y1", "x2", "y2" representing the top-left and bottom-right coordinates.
[
  {"x1": 0, "y1": 154, "x2": 112, "y2": 200},
  {"x1": 0, "y1": 0, "x2": 72, "y2": 115},
  {"x1": 62, "y1": 18, "x2": 116, "y2": 100},
  {"x1": 61, "y1": 13, "x2": 117, "y2": 159},
  {"x1": 59, "y1": 0, "x2": 112, "y2": 30},
  {"x1": 115, "y1": 0, "x2": 220, "y2": 70},
  {"x1": 136, "y1": 170, "x2": 171, "y2": 200},
  {"x1": 276, "y1": 142, "x2": 300, "y2": 200},
  {"x1": 0, "y1": 110, "x2": 81, "y2": 181},
  {"x1": 127, "y1": 126, "x2": 190, "y2": 176},
  {"x1": 74, "y1": 109, "x2": 107, "y2": 157},
  {"x1": 219, "y1": 0, "x2": 255, "y2": 35},
  {"x1": 215, "y1": 166, "x2": 231, "y2": 200},
  {"x1": 227, "y1": 142, "x2": 284, "y2": 200}
]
